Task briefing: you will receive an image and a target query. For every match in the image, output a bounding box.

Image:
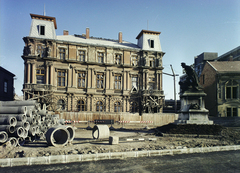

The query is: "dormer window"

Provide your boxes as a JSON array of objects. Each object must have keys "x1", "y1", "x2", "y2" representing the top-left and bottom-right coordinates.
[
  {"x1": 39, "y1": 25, "x2": 45, "y2": 36},
  {"x1": 150, "y1": 40, "x2": 154, "y2": 48}
]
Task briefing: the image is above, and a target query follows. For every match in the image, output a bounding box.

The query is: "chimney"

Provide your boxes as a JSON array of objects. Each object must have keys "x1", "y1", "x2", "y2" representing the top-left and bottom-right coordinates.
[
  {"x1": 118, "y1": 32, "x2": 122, "y2": 43},
  {"x1": 63, "y1": 30, "x2": 69, "y2": 35},
  {"x1": 86, "y1": 28, "x2": 89, "y2": 39}
]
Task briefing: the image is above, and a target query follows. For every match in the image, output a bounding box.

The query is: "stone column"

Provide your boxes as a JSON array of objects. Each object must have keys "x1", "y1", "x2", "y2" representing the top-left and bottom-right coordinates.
[
  {"x1": 67, "y1": 94, "x2": 72, "y2": 111},
  {"x1": 31, "y1": 61, "x2": 36, "y2": 84},
  {"x1": 27, "y1": 61, "x2": 31, "y2": 83},
  {"x1": 68, "y1": 67, "x2": 72, "y2": 87},
  {"x1": 87, "y1": 68, "x2": 91, "y2": 88},
  {"x1": 92, "y1": 69, "x2": 95, "y2": 88},
  {"x1": 50, "y1": 64, "x2": 53, "y2": 85},
  {"x1": 145, "y1": 72, "x2": 148, "y2": 89},
  {"x1": 72, "y1": 67, "x2": 76, "y2": 88},
  {"x1": 106, "y1": 69, "x2": 109, "y2": 89},
  {"x1": 127, "y1": 71, "x2": 130, "y2": 90},
  {"x1": 110, "y1": 70, "x2": 113, "y2": 89},
  {"x1": 45, "y1": 64, "x2": 49, "y2": 84},
  {"x1": 126, "y1": 97, "x2": 130, "y2": 112},
  {"x1": 160, "y1": 72, "x2": 162, "y2": 91}
]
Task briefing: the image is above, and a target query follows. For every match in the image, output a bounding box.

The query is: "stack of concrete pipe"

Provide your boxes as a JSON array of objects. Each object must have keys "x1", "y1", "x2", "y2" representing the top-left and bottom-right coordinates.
[{"x1": 0, "y1": 100, "x2": 75, "y2": 147}]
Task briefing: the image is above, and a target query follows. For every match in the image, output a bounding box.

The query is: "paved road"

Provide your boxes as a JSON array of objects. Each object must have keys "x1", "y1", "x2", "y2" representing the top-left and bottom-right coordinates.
[{"x1": 1, "y1": 150, "x2": 240, "y2": 173}]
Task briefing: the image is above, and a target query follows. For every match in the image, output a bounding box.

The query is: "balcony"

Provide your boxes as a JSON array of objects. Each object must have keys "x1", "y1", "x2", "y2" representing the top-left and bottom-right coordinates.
[
  {"x1": 23, "y1": 83, "x2": 53, "y2": 91},
  {"x1": 142, "y1": 89, "x2": 164, "y2": 96}
]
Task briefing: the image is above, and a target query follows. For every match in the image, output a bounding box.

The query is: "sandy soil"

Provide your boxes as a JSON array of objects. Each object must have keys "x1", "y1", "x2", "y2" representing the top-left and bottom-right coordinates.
[{"x1": 1, "y1": 124, "x2": 240, "y2": 159}]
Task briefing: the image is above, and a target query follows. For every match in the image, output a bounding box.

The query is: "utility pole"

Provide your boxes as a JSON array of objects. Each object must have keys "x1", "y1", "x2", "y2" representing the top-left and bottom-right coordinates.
[{"x1": 163, "y1": 65, "x2": 179, "y2": 113}]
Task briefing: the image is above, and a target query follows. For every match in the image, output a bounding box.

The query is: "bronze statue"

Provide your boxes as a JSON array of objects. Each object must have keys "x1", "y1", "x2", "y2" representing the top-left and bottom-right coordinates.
[{"x1": 179, "y1": 62, "x2": 202, "y2": 93}]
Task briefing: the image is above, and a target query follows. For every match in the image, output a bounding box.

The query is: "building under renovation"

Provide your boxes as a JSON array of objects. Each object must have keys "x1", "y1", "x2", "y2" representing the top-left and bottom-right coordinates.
[{"x1": 22, "y1": 14, "x2": 165, "y2": 114}]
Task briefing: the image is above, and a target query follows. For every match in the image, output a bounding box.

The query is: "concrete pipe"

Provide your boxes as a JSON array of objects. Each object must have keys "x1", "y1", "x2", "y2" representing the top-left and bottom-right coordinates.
[
  {"x1": 0, "y1": 117, "x2": 17, "y2": 126},
  {"x1": 45, "y1": 127, "x2": 70, "y2": 147},
  {"x1": 0, "y1": 114, "x2": 27, "y2": 123},
  {"x1": 34, "y1": 125, "x2": 40, "y2": 134},
  {"x1": 16, "y1": 121, "x2": 30, "y2": 130},
  {"x1": 40, "y1": 125, "x2": 48, "y2": 133},
  {"x1": 0, "y1": 100, "x2": 37, "y2": 107},
  {"x1": 15, "y1": 127, "x2": 25, "y2": 137},
  {"x1": 8, "y1": 137, "x2": 18, "y2": 147},
  {"x1": 0, "y1": 125, "x2": 15, "y2": 134},
  {"x1": 36, "y1": 132, "x2": 45, "y2": 140},
  {"x1": 28, "y1": 126, "x2": 36, "y2": 136},
  {"x1": 26, "y1": 109, "x2": 32, "y2": 118},
  {"x1": 0, "y1": 106, "x2": 27, "y2": 114},
  {"x1": 27, "y1": 117, "x2": 34, "y2": 124},
  {"x1": 92, "y1": 125, "x2": 110, "y2": 139},
  {"x1": 38, "y1": 110, "x2": 47, "y2": 116},
  {"x1": 52, "y1": 114, "x2": 60, "y2": 118},
  {"x1": 64, "y1": 125, "x2": 75, "y2": 142},
  {"x1": 18, "y1": 137, "x2": 25, "y2": 146},
  {"x1": 0, "y1": 131, "x2": 8, "y2": 143},
  {"x1": 58, "y1": 119, "x2": 65, "y2": 125},
  {"x1": 22, "y1": 129, "x2": 28, "y2": 138}
]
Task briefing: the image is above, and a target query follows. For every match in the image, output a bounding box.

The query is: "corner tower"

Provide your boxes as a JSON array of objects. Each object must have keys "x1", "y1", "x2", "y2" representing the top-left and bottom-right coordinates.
[
  {"x1": 29, "y1": 14, "x2": 57, "y2": 39},
  {"x1": 136, "y1": 30, "x2": 162, "y2": 52}
]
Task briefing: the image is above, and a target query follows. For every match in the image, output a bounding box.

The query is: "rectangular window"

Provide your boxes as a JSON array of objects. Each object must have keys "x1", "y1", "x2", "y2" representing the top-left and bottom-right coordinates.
[
  {"x1": 115, "y1": 54, "x2": 121, "y2": 65},
  {"x1": 150, "y1": 40, "x2": 154, "y2": 48},
  {"x1": 98, "y1": 52, "x2": 104, "y2": 63},
  {"x1": 233, "y1": 87, "x2": 237, "y2": 99},
  {"x1": 79, "y1": 50, "x2": 85, "y2": 62},
  {"x1": 114, "y1": 74, "x2": 121, "y2": 90},
  {"x1": 149, "y1": 58, "x2": 155, "y2": 67},
  {"x1": 226, "y1": 86, "x2": 238, "y2": 99},
  {"x1": 227, "y1": 107, "x2": 238, "y2": 117},
  {"x1": 59, "y1": 48, "x2": 66, "y2": 60},
  {"x1": 57, "y1": 70, "x2": 66, "y2": 87},
  {"x1": 148, "y1": 77, "x2": 155, "y2": 89},
  {"x1": 132, "y1": 56, "x2": 138, "y2": 66},
  {"x1": 227, "y1": 108, "x2": 231, "y2": 117},
  {"x1": 132, "y1": 76, "x2": 138, "y2": 89},
  {"x1": 40, "y1": 25, "x2": 45, "y2": 35},
  {"x1": 36, "y1": 69, "x2": 45, "y2": 84},
  {"x1": 96, "y1": 73, "x2": 104, "y2": 89},
  {"x1": 78, "y1": 72, "x2": 85, "y2": 88},
  {"x1": 4, "y1": 80, "x2": 7, "y2": 93}
]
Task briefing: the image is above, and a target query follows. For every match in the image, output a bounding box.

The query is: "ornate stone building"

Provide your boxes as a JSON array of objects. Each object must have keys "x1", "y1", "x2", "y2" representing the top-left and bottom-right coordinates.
[{"x1": 22, "y1": 14, "x2": 165, "y2": 114}]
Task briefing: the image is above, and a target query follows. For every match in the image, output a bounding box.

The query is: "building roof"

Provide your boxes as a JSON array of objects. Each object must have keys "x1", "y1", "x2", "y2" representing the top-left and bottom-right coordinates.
[
  {"x1": 216, "y1": 46, "x2": 240, "y2": 61},
  {"x1": 208, "y1": 61, "x2": 240, "y2": 73},
  {"x1": 0, "y1": 66, "x2": 15, "y2": 77},
  {"x1": 56, "y1": 35, "x2": 141, "y2": 50},
  {"x1": 136, "y1": 30, "x2": 161, "y2": 39},
  {"x1": 30, "y1": 13, "x2": 57, "y2": 29}
]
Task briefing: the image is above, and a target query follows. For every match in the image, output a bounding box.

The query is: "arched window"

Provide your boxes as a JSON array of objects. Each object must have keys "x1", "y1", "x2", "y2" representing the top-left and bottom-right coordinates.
[
  {"x1": 96, "y1": 100, "x2": 104, "y2": 112},
  {"x1": 131, "y1": 101, "x2": 139, "y2": 113},
  {"x1": 57, "y1": 99, "x2": 65, "y2": 111},
  {"x1": 77, "y1": 99, "x2": 85, "y2": 111},
  {"x1": 114, "y1": 101, "x2": 122, "y2": 112}
]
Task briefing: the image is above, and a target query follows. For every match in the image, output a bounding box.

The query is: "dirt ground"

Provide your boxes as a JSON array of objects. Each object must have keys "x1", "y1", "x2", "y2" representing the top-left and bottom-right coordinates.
[{"x1": 1, "y1": 123, "x2": 240, "y2": 159}]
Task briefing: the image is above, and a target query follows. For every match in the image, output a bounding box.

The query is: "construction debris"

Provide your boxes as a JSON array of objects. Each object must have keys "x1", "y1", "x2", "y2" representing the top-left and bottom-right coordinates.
[{"x1": 0, "y1": 100, "x2": 75, "y2": 147}]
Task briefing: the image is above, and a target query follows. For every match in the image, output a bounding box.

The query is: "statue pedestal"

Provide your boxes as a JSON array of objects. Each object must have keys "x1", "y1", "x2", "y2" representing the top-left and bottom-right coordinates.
[{"x1": 175, "y1": 90, "x2": 213, "y2": 125}]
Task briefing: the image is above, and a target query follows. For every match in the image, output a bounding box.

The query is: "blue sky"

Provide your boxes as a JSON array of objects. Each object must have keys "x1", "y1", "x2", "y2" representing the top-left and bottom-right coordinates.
[{"x1": 1, "y1": 0, "x2": 240, "y2": 99}]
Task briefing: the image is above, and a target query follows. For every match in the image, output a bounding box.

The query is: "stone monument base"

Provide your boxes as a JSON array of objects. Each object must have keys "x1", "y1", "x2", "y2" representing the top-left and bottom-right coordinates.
[{"x1": 175, "y1": 90, "x2": 213, "y2": 125}]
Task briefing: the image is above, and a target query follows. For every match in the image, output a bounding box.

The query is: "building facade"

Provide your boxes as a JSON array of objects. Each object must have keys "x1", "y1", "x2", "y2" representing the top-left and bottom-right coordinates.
[
  {"x1": 22, "y1": 14, "x2": 165, "y2": 114},
  {"x1": 0, "y1": 66, "x2": 15, "y2": 101},
  {"x1": 199, "y1": 61, "x2": 240, "y2": 117}
]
